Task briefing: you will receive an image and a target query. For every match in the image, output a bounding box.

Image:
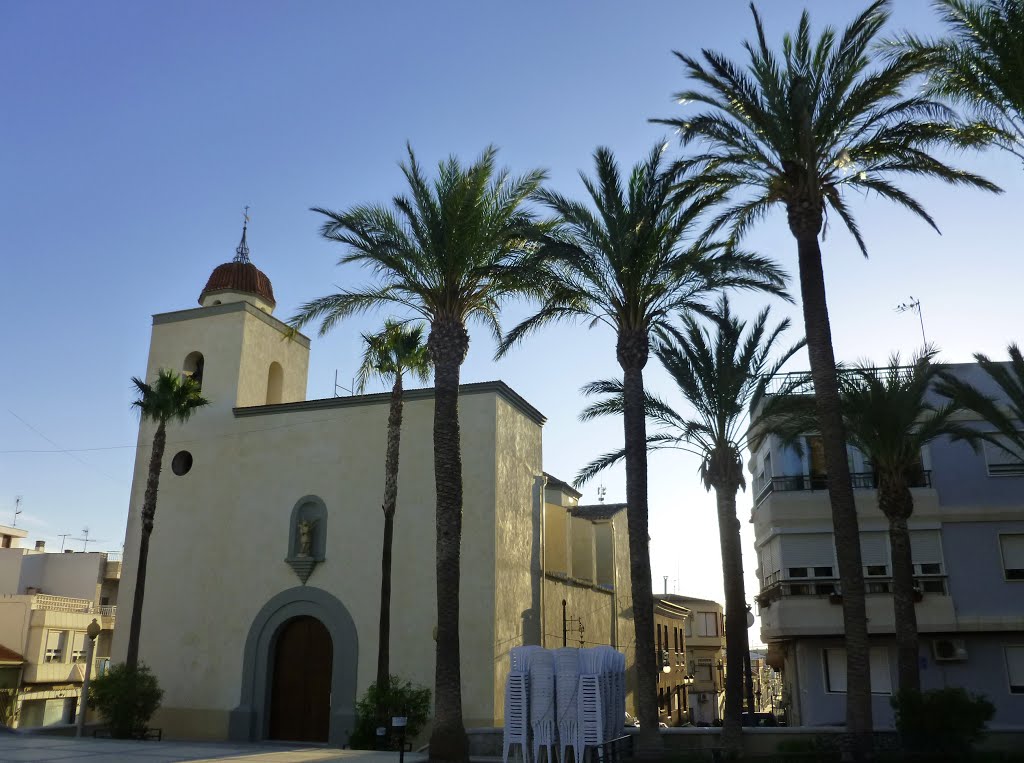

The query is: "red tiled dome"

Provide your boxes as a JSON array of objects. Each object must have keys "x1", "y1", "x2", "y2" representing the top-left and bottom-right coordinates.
[{"x1": 199, "y1": 261, "x2": 276, "y2": 307}]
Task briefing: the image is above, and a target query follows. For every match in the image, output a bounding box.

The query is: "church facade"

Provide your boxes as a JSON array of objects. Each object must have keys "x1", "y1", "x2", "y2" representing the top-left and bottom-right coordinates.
[{"x1": 111, "y1": 230, "x2": 636, "y2": 746}]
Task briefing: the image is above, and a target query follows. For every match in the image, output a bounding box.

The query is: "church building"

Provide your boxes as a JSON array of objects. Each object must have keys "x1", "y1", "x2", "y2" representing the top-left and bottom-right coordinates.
[{"x1": 111, "y1": 227, "x2": 636, "y2": 746}]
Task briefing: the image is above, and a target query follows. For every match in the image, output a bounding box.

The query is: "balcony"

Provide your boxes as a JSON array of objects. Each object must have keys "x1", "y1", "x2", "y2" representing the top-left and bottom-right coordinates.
[
  {"x1": 756, "y1": 576, "x2": 956, "y2": 640},
  {"x1": 755, "y1": 471, "x2": 932, "y2": 508}
]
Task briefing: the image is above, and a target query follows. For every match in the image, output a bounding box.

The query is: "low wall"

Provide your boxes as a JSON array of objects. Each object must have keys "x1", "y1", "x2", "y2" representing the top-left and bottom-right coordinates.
[{"x1": 469, "y1": 724, "x2": 1024, "y2": 758}]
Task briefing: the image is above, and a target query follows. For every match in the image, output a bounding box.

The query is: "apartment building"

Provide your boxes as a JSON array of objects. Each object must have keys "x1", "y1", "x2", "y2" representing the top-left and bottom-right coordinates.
[
  {"x1": 660, "y1": 595, "x2": 725, "y2": 725},
  {"x1": 0, "y1": 528, "x2": 119, "y2": 728},
  {"x1": 748, "y1": 362, "x2": 1024, "y2": 727},
  {"x1": 653, "y1": 595, "x2": 693, "y2": 726}
]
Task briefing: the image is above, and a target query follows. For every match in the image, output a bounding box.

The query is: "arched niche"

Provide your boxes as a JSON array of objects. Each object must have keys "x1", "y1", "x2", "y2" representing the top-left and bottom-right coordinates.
[
  {"x1": 266, "y1": 361, "x2": 284, "y2": 404},
  {"x1": 183, "y1": 351, "x2": 205, "y2": 389}
]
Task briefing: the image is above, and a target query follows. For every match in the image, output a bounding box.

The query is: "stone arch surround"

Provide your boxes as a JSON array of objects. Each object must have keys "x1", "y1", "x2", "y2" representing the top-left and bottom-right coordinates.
[{"x1": 228, "y1": 586, "x2": 358, "y2": 747}]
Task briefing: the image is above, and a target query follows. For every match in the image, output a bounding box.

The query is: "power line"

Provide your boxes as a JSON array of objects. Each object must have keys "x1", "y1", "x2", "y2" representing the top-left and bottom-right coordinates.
[{"x1": 6, "y1": 410, "x2": 124, "y2": 484}]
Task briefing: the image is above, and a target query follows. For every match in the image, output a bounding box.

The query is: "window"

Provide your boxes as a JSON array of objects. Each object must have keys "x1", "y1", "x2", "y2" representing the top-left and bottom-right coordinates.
[
  {"x1": 984, "y1": 437, "x2": 1024, "y2": 477},
  {"x1": 1000, "y1": 534, "x2": 1024, "y2": 580},
  {"x1": 44, "y1": 630, "x2": 66, "y2": 663},
  {"x1": 696, "y1": 612, "x2": 719, "y2": 637},
  {"x1": 685, "y1": 617, "x2": 692, "y2": 638},
  {"x1": 823, "y1": 647, "x2": 892, "y2": 694},
  {"x1": 861, "y1": 532, "x2": 890, "y2": 578},
  {"x1": 696, "y1": 658, "x2": 713, "y2": 682},
  {"x1": 70, "y1": 632, "x2": 86, "y2": 663},
  {"x1": 759, "y1": 536, "x2": 781, "y2": 588},
  {"x1": 1006, "y1": 647, "x2": 1024, "y2": 694},
  {"x1": 782, "y1": 534, "x2": 835, "y2": 580}
]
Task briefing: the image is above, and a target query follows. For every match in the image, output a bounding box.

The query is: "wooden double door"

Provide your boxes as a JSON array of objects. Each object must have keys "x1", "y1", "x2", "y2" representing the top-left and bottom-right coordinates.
[{"x1": 268, "y1": 616, "x2": 333, "y2": 742}]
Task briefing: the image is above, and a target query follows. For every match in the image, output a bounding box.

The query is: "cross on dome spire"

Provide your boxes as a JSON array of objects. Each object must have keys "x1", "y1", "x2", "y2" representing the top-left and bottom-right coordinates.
[{"x1": 234, "y1": 206, "x2": 251, "y2": 264}]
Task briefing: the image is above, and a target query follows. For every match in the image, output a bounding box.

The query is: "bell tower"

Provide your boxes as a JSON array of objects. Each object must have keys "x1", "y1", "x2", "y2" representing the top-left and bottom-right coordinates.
[{"x1": 140, "y1": 217, "x2": 310, "y2": 416}]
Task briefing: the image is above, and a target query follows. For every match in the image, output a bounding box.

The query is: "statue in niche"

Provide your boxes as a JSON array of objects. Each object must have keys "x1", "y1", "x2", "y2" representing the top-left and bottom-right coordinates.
[{"x1": 296, "y1": 518, "x2": 318, "y2": 557}]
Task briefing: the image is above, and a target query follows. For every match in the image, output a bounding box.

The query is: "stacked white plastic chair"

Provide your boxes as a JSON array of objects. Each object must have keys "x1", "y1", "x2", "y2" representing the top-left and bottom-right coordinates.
[
  {"x1": 529, "y1": 649, "x2": 556, "y2": 763},
  {"x1": 555, "y1": 648, "x2": 580, "y2": 763},
  {"x1": 504, "y1": 645, "x2": 626, "y2": 763},
  {"x1": 504, "y1": 646, "x2": 534, "y2": 763}
]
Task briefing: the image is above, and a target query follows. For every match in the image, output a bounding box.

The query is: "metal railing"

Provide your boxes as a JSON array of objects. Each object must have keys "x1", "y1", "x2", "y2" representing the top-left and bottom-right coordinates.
[
  {"x1": 758, "y1": 574, "x2": 947, "y2": 603},
  {"x1": 755, "y1": 470, "x2": 932, "y2": 505},
  {"x1": 760, "y1": 366, "x2": 919, "y2": 398},
  {"x1": 99, "y1": 604, "x2": 117, "y2": 617}
]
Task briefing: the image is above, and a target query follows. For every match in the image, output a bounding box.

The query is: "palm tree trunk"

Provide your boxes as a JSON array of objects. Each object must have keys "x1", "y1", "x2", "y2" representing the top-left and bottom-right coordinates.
[
  {"x1": 427, "y1": 319, "x2": 469, "y2": 763},
  {"x1": 714, "y1": 480, "x2": 749, "y2": 755},
  {"x1": 618, "y1": 329, "x2": 662, "y2": 756},
  {"x1": 125, "y1": 419, "x2": 166, "y2": 671},
  {"x1": 880, "y1": 483, "x2": 920, "y2": 693},
  {"x1": 376, "y1": 373, "x2": 404, "y2": 727},
  {"x1": 794, "y1": 233, "x2": 872, "y2": 756}
]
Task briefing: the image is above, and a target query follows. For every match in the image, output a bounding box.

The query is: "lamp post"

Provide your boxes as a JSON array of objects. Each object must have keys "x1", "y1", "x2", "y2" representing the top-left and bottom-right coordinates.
[
  {"x1": 76, "y1": 618, "x2": 101, "y2": 738},
  {"x1": 745, "y1": 606, "x2": 755, "y2": 723}
]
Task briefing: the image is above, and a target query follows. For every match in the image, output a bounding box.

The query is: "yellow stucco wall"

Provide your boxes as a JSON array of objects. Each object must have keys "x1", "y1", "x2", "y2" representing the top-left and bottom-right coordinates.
[
  {"x1": 490, "y1": 397, "x2": 544, "y2": 725},
  {"x1": 113, "y1": 301, "x2": 553, "y2": 740}
]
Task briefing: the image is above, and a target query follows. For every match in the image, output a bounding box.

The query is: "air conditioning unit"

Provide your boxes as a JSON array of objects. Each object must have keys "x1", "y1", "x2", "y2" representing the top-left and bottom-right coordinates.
[{"x1": 932, "y1": 638, "x2": 968, "y2": 662}]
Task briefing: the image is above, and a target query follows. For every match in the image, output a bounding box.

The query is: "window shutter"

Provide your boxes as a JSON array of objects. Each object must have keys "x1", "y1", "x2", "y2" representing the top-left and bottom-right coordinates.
[
  {"x1": 1001, "y1": 534, "x2": 1024, "y2": 570},
  {"x1": 825, "y1": 649, "x2": 847, "y2": 693},
  {"x1": 1006, "y1": 647, "x2": 1024, "y2": 690},
  {"x1": 869, "y1": 647, "x2": 893, "y2": 694},
  {"x1": 783, "y1": 533, "x2": 834, "y2": 568},
  {"x1": 910, "y1": 530, "x2": 943, "y2": 565},
  {"x1": 45, "y1": 631, "x2": 63, "y2": 651},
  {"x1": 860, "y1": 532, "x2": 890, "y2": 568}
]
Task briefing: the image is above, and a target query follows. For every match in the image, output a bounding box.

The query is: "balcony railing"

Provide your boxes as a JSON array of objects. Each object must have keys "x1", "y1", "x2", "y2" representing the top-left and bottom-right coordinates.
[
  {"x1": 755, "y1": 470, "x2": 932, "y2": 506},
  {"x1": 757, "y1": 574, "x2": 947, "y2": 605},
  {"x1": 760, "y1": 366, "x2": 918, "y2": 399},
  {"x1": 31, "y1": 594, "x2": 94, "y2": 613},
  {"x1": 99, "y1": 604, "x2": 117, "y2": 618}
]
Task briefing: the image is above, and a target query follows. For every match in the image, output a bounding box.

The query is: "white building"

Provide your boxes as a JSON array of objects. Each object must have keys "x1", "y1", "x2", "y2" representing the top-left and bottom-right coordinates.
[{"x1": 0, "y1": 527, "x2": 119, "y2": 728}]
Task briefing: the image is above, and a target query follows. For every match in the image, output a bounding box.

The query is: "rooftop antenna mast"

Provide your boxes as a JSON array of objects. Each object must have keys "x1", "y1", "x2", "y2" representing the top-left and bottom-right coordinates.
[
  {"x1": 596, "y1": 485, "x2": 607, "y2": 504},
  {"x1": 72, "y1": 527, "x2": 104, "y2": 552},
  {"x1": 333, "y1": 371, "x2": 357, "y2": 397},
  {"x1": 58, "y1": 533, "x2": 71, "y2": 552},
  {"x1": 13, "y1": 496, "x2": 22, "y2": 527},
  {"x1": 895, "y1": 297, "x2": 927, "y2": 347}
]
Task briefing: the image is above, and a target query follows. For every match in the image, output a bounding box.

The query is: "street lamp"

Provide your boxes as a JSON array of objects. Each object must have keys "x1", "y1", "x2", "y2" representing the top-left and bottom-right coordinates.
[{"x1": 76, "y1": 618, "x2": 101, "y2": 738}]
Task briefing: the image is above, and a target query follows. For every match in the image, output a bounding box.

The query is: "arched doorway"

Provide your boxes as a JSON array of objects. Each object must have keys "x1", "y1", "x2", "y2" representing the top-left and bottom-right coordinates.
[{"x1": 268, "y1": 616, "x2": 333, "y2": 742}]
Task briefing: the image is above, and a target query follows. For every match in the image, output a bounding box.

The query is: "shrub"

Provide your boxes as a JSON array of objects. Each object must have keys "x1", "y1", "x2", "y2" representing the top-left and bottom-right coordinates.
[
  {"x1": 87, "y1": 663, "x2": 164, "y2": 738},
  {"x1": 348, "y1": 675, "x2": 430, "y2": 750},
  {"x1": 891, "y1": 687, "x2": 995, "y2": 756}
]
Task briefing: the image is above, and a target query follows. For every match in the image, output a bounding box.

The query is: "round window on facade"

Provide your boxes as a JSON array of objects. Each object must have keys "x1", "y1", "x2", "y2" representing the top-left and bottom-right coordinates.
[{"x1": 171, "y1": 450, "x2": 193, "y2": 476}]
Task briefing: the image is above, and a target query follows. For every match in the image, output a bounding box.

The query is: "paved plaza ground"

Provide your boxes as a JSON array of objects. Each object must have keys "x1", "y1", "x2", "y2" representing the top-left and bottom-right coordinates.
[{"x1": 0, "y1": 735, "x2": 428, "y2": 763}]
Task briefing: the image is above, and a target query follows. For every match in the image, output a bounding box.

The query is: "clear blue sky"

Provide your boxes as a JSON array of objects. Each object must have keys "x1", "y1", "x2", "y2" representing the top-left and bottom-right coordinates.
[{"x1": 1, "y1": 1, "x2": 1020, "y2": 631}]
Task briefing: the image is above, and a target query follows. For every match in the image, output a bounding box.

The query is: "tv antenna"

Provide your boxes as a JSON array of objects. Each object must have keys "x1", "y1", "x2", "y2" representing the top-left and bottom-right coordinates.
[
  {"x1": 13, "y1": 496, "x2": 22, "y2": 527},
  {"x1": 596, "y1": 485, "x2": 607, "y2": 504},
  {"x1": 57, "y1": 533, "x2": 71, "y2": 552},
  {"x1": 72, "y1": 527, "x2": 105, "y2": 552},
  {"x1": 895, "y1": 297, "x2": 927, "y2": 347},
  {"x1": 333, "y1": 370, "x2": 357, "y2": 397}
]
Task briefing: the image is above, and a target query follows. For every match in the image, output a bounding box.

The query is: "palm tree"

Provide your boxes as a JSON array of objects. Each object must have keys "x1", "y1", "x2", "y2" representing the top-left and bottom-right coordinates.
[
  {"x1": 654, "y1": 2, "x2": 1000, "y2": 745},
  {"x1": 498, "y1": 144, "x2": 787, "y2": 747},
  {"x1": 357, "y1": 320, "x2": 431, "y2": 724},
  {"x1": 126, "y1": 369, "x2": 209, "y2": 670},
  {"x1": 936, "y1": 343, "x2": 1024, "y2": 462},
  {"x1": 900, "y1": 0, "x2": 1024, "y2": 166},
  {"x1": 290, "y1": 145, "x2": 547, "y2": 763},
  {"x1": 760, "y1": 351, "x2": 983, "y2": 693},
  {"x1": 576, "y1": 297, "x2": 803, "y2": 754}
]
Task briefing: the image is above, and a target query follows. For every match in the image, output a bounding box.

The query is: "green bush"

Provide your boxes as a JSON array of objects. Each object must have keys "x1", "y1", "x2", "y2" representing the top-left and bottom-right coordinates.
[
  {"x1": 87, "y1": 663, "x2": 164, "y2": 738},
  {"x1": 349, "y1": 675, "x2": 430, "y2": 750},
  {"x1": 891, "y1": 687, "x2": 995, "y2": 756}
]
